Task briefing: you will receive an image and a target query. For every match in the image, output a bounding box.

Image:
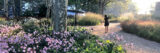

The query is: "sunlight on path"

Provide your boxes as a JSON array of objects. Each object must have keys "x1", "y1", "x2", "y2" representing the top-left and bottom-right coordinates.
[
  {"x1": 84, "y1": 23, "x2": 121, "y2": 36},
  {"x1": 84, "y1": 23, "x2": 160, "y2": 53}
]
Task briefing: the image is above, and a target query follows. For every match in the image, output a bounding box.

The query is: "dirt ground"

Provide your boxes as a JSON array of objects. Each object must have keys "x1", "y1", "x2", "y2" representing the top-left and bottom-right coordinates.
[{"x1": 84, "y1": 23, "x2": 160, "y2": 53}]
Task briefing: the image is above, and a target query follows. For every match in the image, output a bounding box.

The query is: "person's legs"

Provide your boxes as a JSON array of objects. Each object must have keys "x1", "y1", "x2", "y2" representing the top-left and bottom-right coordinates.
[{"x1": 105, "y1": 26, "x2": 108, "y2": 33}]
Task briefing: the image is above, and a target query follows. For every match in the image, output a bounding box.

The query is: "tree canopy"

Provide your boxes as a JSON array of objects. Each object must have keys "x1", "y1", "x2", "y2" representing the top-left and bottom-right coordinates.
[
  {"x1": 68, "y1": 0, "x2": 112, "y2": 14},
  {"x1": 105, "y1": 0, "x2": 137, "y2": 17}
]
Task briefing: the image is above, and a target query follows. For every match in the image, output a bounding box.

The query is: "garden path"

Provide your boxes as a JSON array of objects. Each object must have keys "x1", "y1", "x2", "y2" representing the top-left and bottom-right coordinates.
[{"x1": 84, "y1": 23, "x2": 160, "y2": 53}]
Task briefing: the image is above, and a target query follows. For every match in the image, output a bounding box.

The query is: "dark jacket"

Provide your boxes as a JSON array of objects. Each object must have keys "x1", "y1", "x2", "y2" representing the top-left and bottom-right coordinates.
[{"x1": 104, "y1": 15, "x2": 109, "y2": 26}]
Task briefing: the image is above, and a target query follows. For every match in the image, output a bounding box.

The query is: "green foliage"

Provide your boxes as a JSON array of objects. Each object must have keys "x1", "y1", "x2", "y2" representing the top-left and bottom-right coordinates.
[
  {"x1": 78, "y1": 12, "x2": 104, "y2": 26},
  {"x1": 68, "y1": 0, "x2": 99, "y2": 13},
  {"x1": 39, "y1": 18, "x2": 51, "y2": 27},
  {"x1": 151, "y1": 16, "x2": 160, "y2": 21},
  {"x1": 108, "y1": 15, "x2": 119, "y2": 22},
  {"x1": 67, "y1": 26, "x2": 86, "y2": 32},
  {"x1": 21, "y1": 0, "x2": 46, "y2": 17},
  {"x1": 22, "y1": 4, "x2": 47, "y2": 17},
  {"x1": 0, "y1": 18, "x2": 125, "y2": 53},
  {"x1": 21, "y1": 18, "x2": 40, "y2": 33},
  {"x1": 38, "y1": 4, "x2": 47, "y2": 17},
  {"x1": 0, "y1": 18, "x2": 18, "y2": 26},
  {"x1": 78, "y1": 18, "x2": 101, "y2": 26},
  {"x1": 22, "y1": 10, "x2": 38, "y2": 17},
  {"x1": 66, "y1": 27, "x2": 125, "y2": 53},
  {"x1": 106, "y1": 0, "x2": 137, "y2": 17},
  {"x1": 0, "y1": 18, "x2": 7, "y2": 24},
  {"x1": 73, "y1": 39, "x2": 125, "y2": 53},
  {"x1": 67, "y1": 18, "x2": 75, "y2": 26},
  {"x1": 118, "y1": 13, "x2": 135, "y2": 22},
  {"x1": 121, "y1": 20, "x2": 160, "y2": 42},
  {"x1": 67, "y1": 12, "x2": 104, "y2": 26},
  {"x1": 0, "y1": 0, "x2": 3, "y2": 10}
]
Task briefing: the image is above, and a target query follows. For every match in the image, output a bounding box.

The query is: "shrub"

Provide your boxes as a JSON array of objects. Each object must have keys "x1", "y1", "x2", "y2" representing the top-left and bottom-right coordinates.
[
  {"x1": 39, "y1": 18, "x2": 51, "y2": 27},
  {"x1": 118, "y1": 13, "x2": 135, "y2": 22},
  {"x1": 152, "y1": 15, "x2": 160, "y2": 21},
  {"x1": 118, "y1": 13, "x2": 153, "y2": 22},
  {"x1": 22, "y1": 4, "x2": 47, "y2": 17},
  {"x1": 110, "y1": 17, "x2": 118, "y2": 22},
  {"x1": 21, "y1": 17, "x2": 40, "y2": 33},
  {"x1": 0, "y1": 18, "x2": 125, "y2": 53},
  {"x1": 121, "y1": 20, "x2": 160, "y2": 42},
  {"x1": 0, "y1": 17, "x2": 7, "y2": 25},
  {"x1": 67, "y1": 18, "x2": 75, "y2": 26},
  {"x1": 22, "y1": 10, "x2": 38, "y2": 17},
  {"x1": 78, "y1": 12, "x2": 104, "y2": 26},
  {"x1": 0, "y1": 23, "x2": 125, "y2": 53},
  {"x1": 0, "y1": 17, "x2": 5, "y2": 21}
]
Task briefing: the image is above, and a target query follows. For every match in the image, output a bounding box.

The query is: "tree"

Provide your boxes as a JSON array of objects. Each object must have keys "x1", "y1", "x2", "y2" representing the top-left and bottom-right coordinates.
[
  {"x1": 52, "y1": 0, "x2": 68, "y2": 32},
  {"x1": 152, "y1": 2, "x2": 160, "y2": 20},
  {"x1": 13, "y1": 0, "x2": 21, "y2": 18},
  {"x1": 4, "y1": 0, "x2": 9, "y2": 17},
  {"x1": 68, "y1": 0, "x2": 112, "y2": 14},
  {"x1": 46, "y1": 0, "x2": 52, "y2": 18},
  {"x1": 104, "y1": 0, "x2": 137, "y2": 17},
  {"x1": 98, "y1": 0, "x2": 112, "y2": 14},
  {"x1": 0, "y1": 0, "x2": 3, "y2": 10},
  {"x1": 3, "y1": 0, "x2": 21, "y2": 18},
  {"x1": 68, "y1": 0, "x2": 99, "y2": 13},
  {"x1": 21, "y1": 0, "x2": 47, "y2": 17}
]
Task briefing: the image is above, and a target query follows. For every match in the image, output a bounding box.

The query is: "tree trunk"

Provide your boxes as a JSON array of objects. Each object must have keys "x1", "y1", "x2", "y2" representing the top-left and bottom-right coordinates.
[
  {"x1": 46, "y1": 0, "x2": 52, "y2": 18},
  {"x1": 4, "y1": 0, "x2": 9, "y2": 18},
  {"x1": 12, "y1": 0, "x2": 15, "y2": 18},
  {"x1": 14, "y1": 0, "x2": 20, "y2": 19},
  {"x1": 98, "y1": 0, "x2": 110, "y2": 15},
  {"x1": 98, "y1": 0, "x2": 103, "y2": 14},
  {"x1": 52, "y1": 0, "x2": 68, "y2": 32}
]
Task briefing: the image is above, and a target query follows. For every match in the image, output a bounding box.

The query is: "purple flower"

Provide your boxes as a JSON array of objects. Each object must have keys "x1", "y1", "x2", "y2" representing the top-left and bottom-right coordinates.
[
  {"x1": 74, "y1": 48, "x2": 77, "y2": 51},
  {"x1": 41, "y1": 50, "x2": 47, "y2": 53},
  {"x1": 33, "y1": 31, "x2": 38, "y2": 35}
]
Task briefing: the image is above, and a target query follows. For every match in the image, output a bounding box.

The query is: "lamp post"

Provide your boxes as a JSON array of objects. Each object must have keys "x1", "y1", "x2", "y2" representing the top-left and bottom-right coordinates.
[{"x1": 75, "y1": 0, "x2": 78, "y2": 26}]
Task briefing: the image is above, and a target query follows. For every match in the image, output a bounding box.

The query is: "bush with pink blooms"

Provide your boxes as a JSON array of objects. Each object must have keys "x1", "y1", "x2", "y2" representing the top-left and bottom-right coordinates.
[{"x1": 0, "y1": 18, "x2": 125, "y2": 53}]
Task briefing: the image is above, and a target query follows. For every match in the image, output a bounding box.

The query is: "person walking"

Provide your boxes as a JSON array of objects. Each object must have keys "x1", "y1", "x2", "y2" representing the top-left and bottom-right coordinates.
[{"x1": 104, "y1": 15, "x2": 109, "y2": 33}]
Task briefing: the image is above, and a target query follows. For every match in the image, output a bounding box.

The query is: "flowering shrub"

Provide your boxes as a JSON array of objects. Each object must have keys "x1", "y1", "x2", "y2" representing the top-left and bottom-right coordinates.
[
  {"x1": 0, "y1": 18, "x2": 125, "y2": 53},
  {"x1": 0, "y1": 24, "x2": 22, "y2": 36},
  {"x1": 0, "y1": 30, "x2": 78, "y2": 53},
  {"x1": 0, "y1": 25, "x2": 80, "y2": 52}
]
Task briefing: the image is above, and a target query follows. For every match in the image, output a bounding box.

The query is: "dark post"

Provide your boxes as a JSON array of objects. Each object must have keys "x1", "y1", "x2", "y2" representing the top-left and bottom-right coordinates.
[
  {"x1": 75, "y1": 13, "x2": 77, "y2": 26},
  {"x1": 75, "y1": 0, "x2": 78, "y2": 26}
]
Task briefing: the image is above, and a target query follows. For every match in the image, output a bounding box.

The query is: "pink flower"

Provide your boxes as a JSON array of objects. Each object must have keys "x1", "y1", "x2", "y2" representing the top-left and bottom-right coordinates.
[
  {"x1": 23, "y1": 50, "x2": 26, "y2": 52},
  {"x1": 28, "y1": 33, "x2": 32, "y2": 37},
  {"x1": 40, "y1": 50, "x2": 47, "y2": 53},
  {"x1": 46, "y1": 38, "x2": 51, "y2": 42},
  {"x1": 130, "y1": 43, "x2": 134, "y2": 48},
  {"x1": 27, "y1": 47, "x2": 32, "y2": 51}
]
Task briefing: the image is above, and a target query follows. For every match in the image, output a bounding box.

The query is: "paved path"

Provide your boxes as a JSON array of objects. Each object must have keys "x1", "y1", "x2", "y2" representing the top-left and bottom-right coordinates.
[{"x1": 84, "y1": 23, "x2": 160, "y2": 53}]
